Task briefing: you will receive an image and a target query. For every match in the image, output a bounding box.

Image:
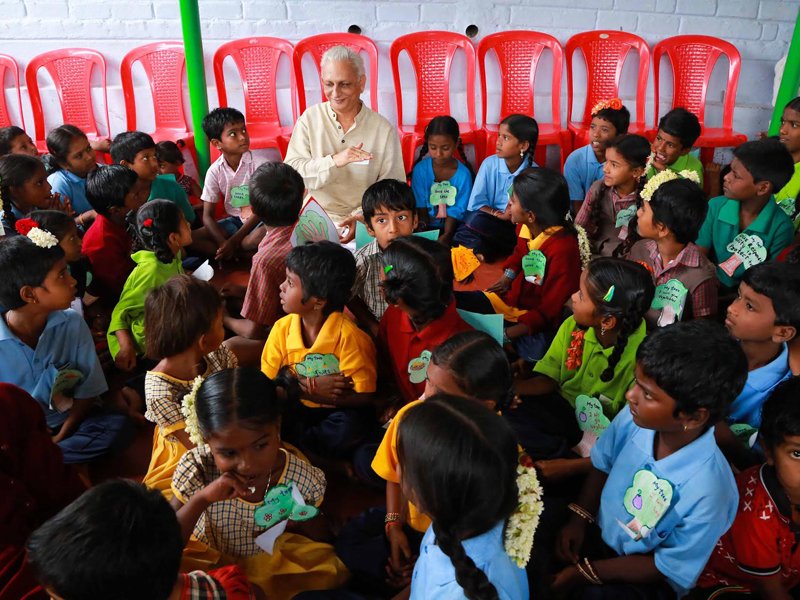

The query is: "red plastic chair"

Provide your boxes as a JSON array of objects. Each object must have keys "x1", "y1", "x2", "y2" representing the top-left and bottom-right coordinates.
[
  {"x1": 121, "y1": 42, "x2": 194, "y2": 152},
  {"x1": 653, "y1": 35, "x2": 746, "y2": 165},
  {"x1": 213, "y1": 37, "x2": 296, "y2": 158},
  {"x1": 0, "y1": 54, "x2": 24, "y2": 129},
  {"x1": 565, "y1": 31, "x2": 650, "y2": 147},
  {"x1": 390, "y1": 31, "x2": 480, "y2": 173},
  {"x1": 25, "y1": 48, "x2": 110, "y2": 151},
  {"x1": 293, "y1": 33, "x2": 380, "y2": 115},
  {"x1": 478, "y1": 31, "x2": 571, "y2": 169}
]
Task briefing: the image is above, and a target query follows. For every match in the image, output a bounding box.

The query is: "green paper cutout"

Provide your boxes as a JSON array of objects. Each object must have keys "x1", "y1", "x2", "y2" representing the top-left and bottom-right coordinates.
[
  {"x1": 720, "y1": 233, "x2": 767, "y2": 277},
  {"x1": 574, "y1": 395, "x2": 611, "y2": 437},
  {"x1": 295, "y1": 353, "x2": 340, "y2": 378},
  {"x1": 620, "y1": 469, "x2": 673, "y2": 540},
  {"x1": 52, "y1": 368, "x2": 83, "y2": 399},
  {"x1": 730, "y1": 423, "x2": 759, "y2": 449},
  {"x1": 429, "y1": 181, "x2": 457, "y2": 206},
  {"x1": 457, "y1": 309, "x2": 504, "y2": 346},
  {"x1": 650, "y1": 279, "x2": 688, "y2": 327},
  {"x1": 778, "y1": 196, "x2": 796, "y2": 218},
  {"x1": 254, "y1": 481, "x2": 319, "y2": 529},
  {"x1": 615, "y1": 205, "x2": 637, "y2": 229},
  {"x1": 230, "y1": 185, "x2": 250, "y2": 208},
  {"x1": 295, "y1": 211, "x2": 331, "y2": 246},
  {"x1": 407, "y1": 350, "x2": 432, "y2": 384},
  {"x1": 521, "y1": 249, "x2": 546, "y2": 285}
]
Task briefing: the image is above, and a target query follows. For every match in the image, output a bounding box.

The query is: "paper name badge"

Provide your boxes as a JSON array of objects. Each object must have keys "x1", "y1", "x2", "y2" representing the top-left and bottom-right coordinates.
[
  {"x1": 617, "y1": 469, "x2": 673, "y2": 541},
  {"x1": 229, "y1": 185, "x2": 250, "y2": 208},
  {"x1": 720, "y1": 233, "x2": 767, "y2": 277},
  {"x1": 521, "y1": 250, "x2": 546, "y2": 285},
  {"x1": 651, "y1": 279, "x2": 688, "y2": 327},
  {"x1": 429, "y1": 181, "x2": 457, "y2": 207}
]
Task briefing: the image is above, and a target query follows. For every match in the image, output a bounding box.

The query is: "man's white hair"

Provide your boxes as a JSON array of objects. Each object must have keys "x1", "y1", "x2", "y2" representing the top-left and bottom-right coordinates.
[{"x1": 320, "y1": 45, "x2": 365, "y2": 79}]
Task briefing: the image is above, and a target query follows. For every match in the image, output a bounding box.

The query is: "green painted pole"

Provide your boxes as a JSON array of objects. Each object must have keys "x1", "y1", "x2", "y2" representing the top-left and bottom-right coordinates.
[
  {"x1": 769, "y1": 7, "x2": 800, "y2": 136},
  {"x1": 179, "y1": 0, "x2": 210, "y2": 180}
]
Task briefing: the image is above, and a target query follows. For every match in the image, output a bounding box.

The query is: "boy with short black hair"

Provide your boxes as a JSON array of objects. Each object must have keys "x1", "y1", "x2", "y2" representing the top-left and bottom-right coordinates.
[
  {"x1": 83, "y1": 165, "x2": 146, "y2": 304},
  {"x1": 26, "y1": 480, "x2": 258, "y2": 600},
  {"x1": 696, "y1": 138, "x2": 795, "y2": 291},
  {"x1": 716, "y1": 261, "x2": 800, "y2": 468},
  {"x1": 261, "y1": 241, "x2": 377, "y2": 459},
  {"x1": 696, "y1": 377, "x2": 800, "y2": 599},
  {"x1": 223, "y1": 162, "x2": 304, "y2": 342},
  {"x1": 350, "y1": 179, "x2": 418, "y2": 332},
  {"x1": 554, "y1": 320, "x2": 747, "y2": 598},
  {"x1": 647, "y1": 107, "x2": 704, "y2": 184},
  {"x1": 110, "y1": 131, "x2": 196, "y2": 225},
  {"x1": 564, "y1": 100, "x2": 631, "y2": 209},
  {"x1": 201, "y1": 107, "x2": 267, "y2": 259}
]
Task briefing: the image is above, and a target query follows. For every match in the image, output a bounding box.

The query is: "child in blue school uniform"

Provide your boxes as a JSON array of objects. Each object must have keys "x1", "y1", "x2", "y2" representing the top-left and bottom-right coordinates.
[
  {"x1": 46, "y1": 124, "x2": 99, "y2": 230},
  {"x1": 0, "y1": 230, "x2": 130, "y2": 463},
  {"x1": 410, "y1": 116, "x2": 474, "y2": 246},
  {"x1": 398, "y1": 395, "x2": 529, "y2": 600},
  {"x1": 715, "y1": 261, "x2": 800, "y2": 470},
  {"x1": 452, "y1": 114, "x2": 538, "y2": 262},
  {"x1": 553, "y1": 320, "x2": 747, "y2": 599},
  {"x1": 696, "y1": 139, "x2": 795, "y2": 294},
  {"x1": 563, "y1": 99, "x2": 630, "y2": 213}
]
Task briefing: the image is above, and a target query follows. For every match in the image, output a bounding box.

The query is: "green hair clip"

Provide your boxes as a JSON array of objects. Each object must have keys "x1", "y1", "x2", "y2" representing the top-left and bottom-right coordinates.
[
  {"x1": 384, "y1": 265, "x2": 393, "y2": 275},
  {"x1": 602, "y1": 285, "x2": 615, "y2": 303}
]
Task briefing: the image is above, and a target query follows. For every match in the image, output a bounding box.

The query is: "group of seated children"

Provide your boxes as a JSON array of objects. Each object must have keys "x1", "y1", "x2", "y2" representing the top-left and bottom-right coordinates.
[{"x1": 4, "y1": 93, "x2": 800, "y2": 600}]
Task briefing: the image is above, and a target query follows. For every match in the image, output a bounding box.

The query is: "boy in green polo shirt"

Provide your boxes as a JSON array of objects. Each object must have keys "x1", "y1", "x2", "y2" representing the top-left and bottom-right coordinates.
[
  {"x1": 696, "y1": 139, "x2": 794, "y2": 293},
  {"x1": 647, "y1": 107, "x2": 704, "y2": 185}
]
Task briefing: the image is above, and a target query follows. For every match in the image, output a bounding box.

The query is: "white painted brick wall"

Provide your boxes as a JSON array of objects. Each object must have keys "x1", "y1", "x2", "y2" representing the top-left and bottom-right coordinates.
[{"x1": 1, "y1": 0, "x2": 797, "y2": 152}]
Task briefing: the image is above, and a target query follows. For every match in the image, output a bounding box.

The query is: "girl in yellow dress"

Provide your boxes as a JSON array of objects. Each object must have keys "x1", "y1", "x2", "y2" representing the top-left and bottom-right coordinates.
[
  {"x1": 171, "y1": 367, "x2": 349, "y2": 599},
  {"x1": 142, "y1": 274, "x2": 236, "y2": 498}
]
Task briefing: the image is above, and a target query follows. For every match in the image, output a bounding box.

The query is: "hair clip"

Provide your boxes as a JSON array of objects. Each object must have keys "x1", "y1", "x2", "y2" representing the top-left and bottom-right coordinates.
[
  {"x1": 384, "y1": 265, "x2": 393, "y2": 275},
  {"x1": 142, "y1": 218, "x2": 154, "y2": 228},
  {"x1": 602, "y1": 285, "x2": 615, "y2": 303}
]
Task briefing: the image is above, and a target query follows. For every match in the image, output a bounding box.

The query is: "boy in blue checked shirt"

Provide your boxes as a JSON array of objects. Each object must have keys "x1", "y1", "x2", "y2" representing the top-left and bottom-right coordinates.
[
  {"x1": 696, "y1": 139, "x2": 794, "y2": 294},
  {"x1": 553, "y1": 321, "x2": 746, "y2": 598}
]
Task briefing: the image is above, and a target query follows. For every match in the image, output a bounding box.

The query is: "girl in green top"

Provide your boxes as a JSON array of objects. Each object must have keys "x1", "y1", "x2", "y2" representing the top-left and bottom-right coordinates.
[
  {"x1": 509, "y1": 258, "x2": 653, "y2": 482},
  {"x1": 108, "y1": 199, "x2": 192, "y2": 371}
]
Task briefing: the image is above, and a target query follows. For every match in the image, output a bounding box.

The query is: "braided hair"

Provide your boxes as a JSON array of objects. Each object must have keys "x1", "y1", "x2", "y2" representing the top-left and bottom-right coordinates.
[
  {"x1": 412, "y1": 115, "x2": 475, "y2": 178},
  {"x1": 585, "y1": 134, "x2": 650, "y2": 242},
  {"x1": 430, "y1": 331, "x2": 514, "y2": 411},
  {"x1": 134, "y1": 199, "x2": 183, "y2": 264},
  {"x1": 381, "y1": 235, "x2": 454, "y2": 327},
  {"x1": 397, "y1": 395, "x2": 518, "y2": 600},
  {"x1": 0, "y1": 154, "x2": 46, "y2": 231},
  {"x1": 501, "y1": 114, "x2": 538, "y2": 167},
  {"x1": 585, "y1": 257, "x2": 654, "y2": 382}
]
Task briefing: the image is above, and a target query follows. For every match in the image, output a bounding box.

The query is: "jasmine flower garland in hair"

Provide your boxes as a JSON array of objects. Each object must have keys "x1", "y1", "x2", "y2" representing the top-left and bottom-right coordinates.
[
  {"x1": 641, "y1": 169, "x2": 701, "y2": 203},
  {"x1": 181, "y1": 376, "x2": 205, "y2": 446},
  {"x1": 15, "y1": 218, "x2": 58, "y2": 249},
  {"x1": 504, "y1": 453, "x2": 544, "y2": 568}
]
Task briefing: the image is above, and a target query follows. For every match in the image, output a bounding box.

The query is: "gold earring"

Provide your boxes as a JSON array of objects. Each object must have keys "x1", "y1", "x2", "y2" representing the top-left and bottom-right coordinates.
[
  {"x1": 683, "y1": 424, "x2": 688, "y2": 432},
  {"x1": 600, "y1": 325, "x2": 607, "y2": 336},
  {"x1": 519, "y1": 150, "x2": 524, "y2": 158}
]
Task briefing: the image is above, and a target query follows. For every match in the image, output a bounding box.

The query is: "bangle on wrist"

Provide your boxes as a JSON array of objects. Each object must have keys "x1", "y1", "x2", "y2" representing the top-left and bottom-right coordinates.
[
  {"x1": 582, "y1": 558, "x2": 602, "y2": 585},
  {"x1": 568, "y1": 502, "x2": 595, "y2": 524},
  {"x1": 384, "y1": 512, "x2": 401, "y2": 524},
  {"x1": 502, "y1": 329, "x2": 511, "y2": 345},
  {"x1": 503, "y1": 268, "x2": 517, "y2": 281}
]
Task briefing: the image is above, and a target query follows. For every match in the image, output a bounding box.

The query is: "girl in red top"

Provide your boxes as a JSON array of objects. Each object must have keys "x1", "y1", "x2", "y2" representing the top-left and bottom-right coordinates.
[
  {"x1": 378, "y1": 236, "x2": 472, "y2": 403},
  {"x1": 456, "y1": 168, "x2": 590, "y2": 362}
]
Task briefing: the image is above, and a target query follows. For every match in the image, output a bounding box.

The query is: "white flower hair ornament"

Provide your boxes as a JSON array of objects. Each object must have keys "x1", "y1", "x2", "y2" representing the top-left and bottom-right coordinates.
[
  {"x1": 504, "y1": 452, "x2": 544, "y2": 568},
  {"x1": 640, "y1": 169, "x2": 701, "y2": 203},
  {"x1": 181, "y1": 375, "x2": 206, "y2": 446},
  {"x1": 15, "y1": 218, "x2": 59, "y2": 249}
]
